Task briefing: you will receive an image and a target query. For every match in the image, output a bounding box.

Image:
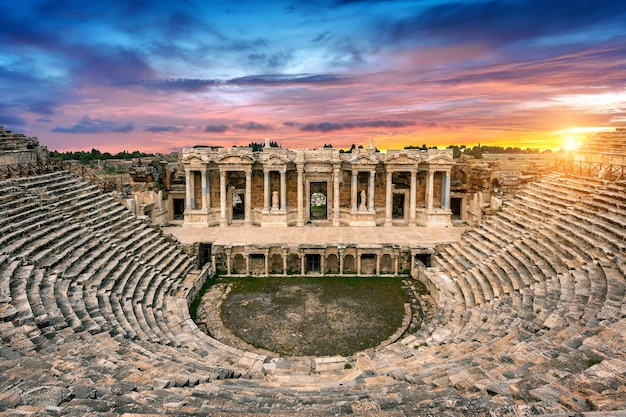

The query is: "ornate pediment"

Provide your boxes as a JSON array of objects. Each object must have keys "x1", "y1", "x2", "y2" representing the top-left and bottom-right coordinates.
[
  {"x1": 215, "y1": 154, "x2": 255, "y2": 164},
  {"x1": 385, "y1": 151, "x2": 421, "y2": 165},
  {"x1": 350, "y1": 153, "x2": 378, "y2": 165},
  {"x1": 425, "y1": 152, "x2": 454, "y2": 165},
  {"x1": 260, "y1": 153, "x2": 291, "y2": 166}
]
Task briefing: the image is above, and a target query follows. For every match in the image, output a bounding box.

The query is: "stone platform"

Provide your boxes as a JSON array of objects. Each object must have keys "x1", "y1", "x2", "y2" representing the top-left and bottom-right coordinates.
[{"x1": 163, "y1": 224, "x2": 467, "y2": 248}]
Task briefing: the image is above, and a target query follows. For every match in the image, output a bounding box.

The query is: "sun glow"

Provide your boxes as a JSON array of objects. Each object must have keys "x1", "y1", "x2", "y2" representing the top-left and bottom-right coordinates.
[{"x1": 563, "y1": 136, "x2": 581, "y2": 151}]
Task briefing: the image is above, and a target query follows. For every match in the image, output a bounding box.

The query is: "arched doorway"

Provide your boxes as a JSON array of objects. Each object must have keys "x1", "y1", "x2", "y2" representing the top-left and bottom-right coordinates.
[{"x1": 309, "y1": 182, "x2": 327, "y2": 220}]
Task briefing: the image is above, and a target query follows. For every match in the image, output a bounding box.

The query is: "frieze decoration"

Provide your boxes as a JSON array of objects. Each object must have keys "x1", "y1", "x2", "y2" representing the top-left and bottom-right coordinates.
[
  {"x1": 350, "y1": 153, "x2": 378, "y2": 165},
  {"x1": 384, "y1": 151, "x2": 422, "y2": 165}
]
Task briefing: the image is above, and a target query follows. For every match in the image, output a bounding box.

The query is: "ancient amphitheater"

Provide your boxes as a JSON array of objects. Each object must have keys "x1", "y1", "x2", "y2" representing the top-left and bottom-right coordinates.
[{"x1": 1, "y1": 128, "x2": 625, "y2": 416}]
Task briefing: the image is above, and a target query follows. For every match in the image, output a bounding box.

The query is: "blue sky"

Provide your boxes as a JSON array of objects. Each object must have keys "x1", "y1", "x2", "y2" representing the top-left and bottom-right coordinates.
[{"x1": 1, "y1": 0, "x2": 626, "y2": 152}]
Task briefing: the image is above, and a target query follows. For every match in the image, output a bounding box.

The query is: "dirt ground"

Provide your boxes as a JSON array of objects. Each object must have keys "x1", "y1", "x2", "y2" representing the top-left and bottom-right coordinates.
[{"x1": 194, "y1": 277, "x2": 428, "y2": 357}]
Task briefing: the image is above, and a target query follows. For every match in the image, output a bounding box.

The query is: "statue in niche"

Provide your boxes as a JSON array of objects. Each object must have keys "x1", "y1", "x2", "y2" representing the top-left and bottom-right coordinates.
[
  {"x1": 272, "y1": 190, "x2": 279, "y2": 209},
  {"x1": 359, "y1": 189, "x2": 367, "y2": 210}
]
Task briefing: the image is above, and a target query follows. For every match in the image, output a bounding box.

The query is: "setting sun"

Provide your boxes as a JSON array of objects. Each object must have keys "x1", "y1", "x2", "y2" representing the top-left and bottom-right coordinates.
[{"x1": 563, "y1": 136, "x2": 581, "y2": 151}]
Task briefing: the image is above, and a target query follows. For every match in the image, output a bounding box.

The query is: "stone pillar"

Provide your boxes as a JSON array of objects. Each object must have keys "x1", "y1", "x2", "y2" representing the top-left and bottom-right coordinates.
[
  {"x1": 427, "y1": 170, "x2": 435, "y2": 210},
  {"x1": 282, "y1": 248, "x2": 288, "y2": 275},
  {"x1": 339, "y1": 248, "x2": 344, "y2": 276},
  {"x1": 201, "y1": 169, "x2": 208, "y2": 210},
  {"x1": 244, "y1": 169, "x2": 252, "y2": 226},
  {"x1": 376, "y1": 253, "x2": 380, "y2": 276},
  {"x1": 219, "y1": 170, "x2": 227, "y2": 226},
  {"x1": 226, "y1": 248, "x2": 231, "y2": 275},
  {"x1": 185, "y1": 168, "x2": 193, "y2": 210},
  {"x1": 300, "y1": 253, "x2": 306, "y2": 275},
  {"x1": 321, "y1": 254, "x2": 326, "y2": 276},
  {"x1": 280, "y1": 169, "x2": 287, "y2": 210},
  {"x1": 333, "y1": 166, "x2": 340, "y2": 226},
  {"x1": 442, "y1": 171, "x2": 451, "y2": 210},
  {"x1": 245, "y1": 254, "x2": 250, "y2": 276},
  {"x1": 409, "y1": 170, "x2": 417, "y2": 226},
  {"x1": 263, "y1": 169, "x2": 270, "y2": 210},
  {"x1": 351, "y1": 171, "x2": 358, "y2": 212},
  {"x1": 368, "y1": 170, "x2": 376, "y2": 211},
  {"x1": 384, "y1": 170, "x2": 393, "y2": 226},
  {"x1": 357, "y1": 251, "x2": 362, "y2": 276},
  {"x1": 264, "y1": 251, "x2": 269, "y2": 276},
  {"x1": 394, "y1": 252, "x2": 399, "y2": 276},
  {"x1": 297, "y1": 167, "x2": 304, "y2": 226}
]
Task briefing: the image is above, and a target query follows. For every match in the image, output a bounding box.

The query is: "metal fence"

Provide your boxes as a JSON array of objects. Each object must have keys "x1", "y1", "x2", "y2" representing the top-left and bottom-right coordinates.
[
  {"x1": 0, "y1": 159, "x2": 119, "y2": 192},
  {"x1": 553, "y1": 159, "x2": 626, "y2": 181}
]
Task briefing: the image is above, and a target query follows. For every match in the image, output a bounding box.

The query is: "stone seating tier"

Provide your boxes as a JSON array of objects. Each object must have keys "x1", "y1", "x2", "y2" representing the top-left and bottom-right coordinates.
[{"x1": 1, "y1": 170, "x2": 626, "y2": 415}]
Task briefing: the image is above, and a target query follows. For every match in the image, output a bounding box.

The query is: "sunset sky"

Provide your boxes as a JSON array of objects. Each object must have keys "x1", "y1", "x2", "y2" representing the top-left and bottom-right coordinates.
[{"x1": 1, "y1": 0, "x2": 626, "y2": 153}]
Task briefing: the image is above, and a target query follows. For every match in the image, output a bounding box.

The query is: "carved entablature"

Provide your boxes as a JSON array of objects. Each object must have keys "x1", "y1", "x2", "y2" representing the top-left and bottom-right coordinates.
[
  {"x1": 303, "y1": 149, "x2": 341, "y2": 164},
  {"x1": 214, "y1": 148, "x2": 255, "y2": 168},
  {"x1": 348, "y1": 151, "x2": 379, "y2": 171},
  {"x1": 259, "y1": 149, "x2": 293, "y2": 169},
  {"x1": 423, "y1": 149, "x2": 454, "y2": 168},
  {"x1": 384, "y1": 150, "x2": 422, "y2": 168},
  {"x1": 180, "y1": 148, "x2": 215, "y2": 167}
]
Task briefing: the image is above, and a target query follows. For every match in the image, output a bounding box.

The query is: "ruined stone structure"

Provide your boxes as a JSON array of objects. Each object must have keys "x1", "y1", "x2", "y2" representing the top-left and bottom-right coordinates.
[
  {"x1": 0, "y1": 129, "x2": 625, "y2": 416},
  {"x1": 180, "y1": 143, "x2": 454, "y2": 228},
  {"x1": 0, "y1": 126, "x2": 48, "y2": 167}
]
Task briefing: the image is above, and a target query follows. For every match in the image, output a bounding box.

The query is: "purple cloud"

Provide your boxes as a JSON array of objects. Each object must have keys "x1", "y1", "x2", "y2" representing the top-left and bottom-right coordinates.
[
  {"x1": 205, "y1": 124, "x2": 230, "y2": 133},
  {"x1": 53, "y1": 116, "x2": 134, "y2": 133},
  {"x1": 300, "y1": 120, "x2": 415, "y2": 132},
  {"x1": 234, "y1": 121, "x2": 272, "y2": 131}
]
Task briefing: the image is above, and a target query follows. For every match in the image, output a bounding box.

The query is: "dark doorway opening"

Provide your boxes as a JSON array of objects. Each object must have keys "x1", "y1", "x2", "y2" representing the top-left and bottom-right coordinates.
[
  {"x1": 199, "y1": 243, "x2": 211, "y2": 266},
  {"x1": 450, "y1": 197, "x2": 462, "y2": 219},
  {"x1": 309, "y1": 182, "x2": 327, "y2": 220},
  {"x1": 415, "y1": 253, "x2": 432, "y2": 267},
  {"x1": 173, "y1": 198, "x2": 185, "y2": 220},
  {"x1": 232, "y1": 192, "x2": 245, "y2": 220},
  {"x1": 393, "y1": 193, "x2": 405, "y2": 219},
  {"x1": 306, "y1": 254, "x2": 321, "y2": 273}
]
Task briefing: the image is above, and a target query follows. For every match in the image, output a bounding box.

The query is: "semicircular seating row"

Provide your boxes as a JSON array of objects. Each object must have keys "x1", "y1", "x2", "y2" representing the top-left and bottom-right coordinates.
[{"x1": 1, "y1": 169, "x2": 625, "y2": 415}]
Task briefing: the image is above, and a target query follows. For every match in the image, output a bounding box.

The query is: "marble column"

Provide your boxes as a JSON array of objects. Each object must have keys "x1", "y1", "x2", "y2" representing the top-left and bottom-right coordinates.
[
  {"x1": 245, "y1": 254, "x2": 250, "y2": 276},
  {"x1": 409, "y1": 170, "x2": 417, "y2": 225},
  {"x1": 244, "y1": 169, "x2": 251, "y2": 225},
  {"x1": 297, "y1": 167, "x2": 304, "y2": 226},
  {"x1": 357, "y1": 252, "x2": 362, "y2": 276},
  {"x1": 368, "y1": 170, "x2": 376, "y2": 211},
  {"x1": 300, "y1": 253, "x2": 305, "y2": 275},
  {"x1": 442, "y1": 171, "x2": 451, "y2": 209},
  {"x1": 201, "y1": 169, "x2": 208, "y2": 210},
  {"x1": 219, "y1": 170, "x2": 227, "y2": 226},
  {"x1": 393, "y1": 253, "x2": 398, "y2": 276},
  {"x1": 282, "y1": 249, "x2": 288, "y2": 275},
  {"x1": 225, "y1": 249, "x2": 231, "y2": 275},
  {"x1": 264, "y1": 251, "x2": 269, "y2": 276},
  {"x1": 426, "y1": 170, "x2": 435, "y2": 210},
  {"x1": 333, "y1": 167, "x2": 340, "y2": 226},
  {"x1": 351, "y1": 171, "x2": 358, "y2": 212},
  {"x1": 185, "y1": 168, "x2": 192, "y2": 210},
  {"x1": 280, "y1": 169, "x2": 287, "y2": 210},
  {"x1": 263, "y1": 169, "x2": 270, "y2": 210},
  {"x1": 384, "y1": 170, "x2": 393, "y2": 226},
  {"x1": 320, "y1": 254, "x2": 325, "y2": 276},
  {"x1": 376, "y1": 254, "x2": 380, "y2": 276},
  {"x1": 339, "y1": 248, "x2": 344, "y2": 276}
]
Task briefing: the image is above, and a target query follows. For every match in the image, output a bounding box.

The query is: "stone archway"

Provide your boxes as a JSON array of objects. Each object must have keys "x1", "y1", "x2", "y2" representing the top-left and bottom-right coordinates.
[
  {"x1": 270, "y1": 254, "x2": 283, "y2": 274},
  {"x1": 309, "y1": 182, "x2": 327, "y2": 220},
  {"x1": 232, "y1": 254, "x2": 246, "y2": 274},
  {"x1": 287, "y1": 254, "x2": 300, "y2": 274},
  {"x1": 343, "y1": 254, "x2": 355, "y2": 274},
  {"x1": 381, "y1": 253, "x2": 393, "y2": 274},
  {"x1": 326, "y1": 254, "x2": 339, "y2": 274}
]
